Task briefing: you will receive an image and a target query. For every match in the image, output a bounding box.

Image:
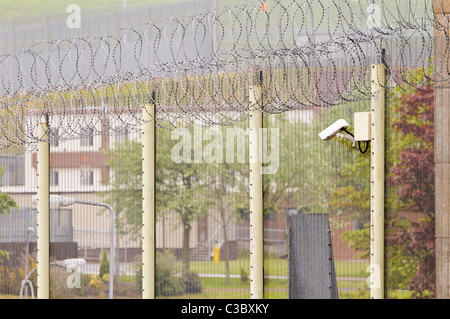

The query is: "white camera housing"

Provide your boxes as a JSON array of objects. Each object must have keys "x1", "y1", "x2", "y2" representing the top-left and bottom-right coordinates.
[{"x1": 318, "y1": 119, "x2": 350, "y2": 141}]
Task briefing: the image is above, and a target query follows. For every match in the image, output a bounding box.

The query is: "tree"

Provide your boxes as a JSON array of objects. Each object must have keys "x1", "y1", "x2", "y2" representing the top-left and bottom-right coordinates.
[
  {"x1": 281, "y1": 101, "x2": 371, "y2": 220},
  {"x1": 101, "y1": 140, "x2": 145, "y2": 240},
  {"x1": 102, "y1": 123, "x2": 213, "y2": 274},
  {"x1": 0, "y1": 167, "x2": 18, "y2": 262},
  {"x1": 163, "y1": 158, "x2": 214, "y2": 273},
  {"x1": 387, "y1": 84, "x2": 435, "y2": 297},
  {"x1": 205, "y1": 122, "x2": 250, "y2": 285},
  {"x1": 99, "y1": 250, "x2": 110, "y2": 280},
  {"x1": 101, "y1": 124, "x2": 177, "y2": 239},
  {"x1": 333, "y1": 71, "x2": 436, "y2": 297},
  {"x1": 0, "y1": 168, "x2": 17, "y2": 215},
  {"x1": 208, "y1": 161, "x2": 239, "y2": 285}
]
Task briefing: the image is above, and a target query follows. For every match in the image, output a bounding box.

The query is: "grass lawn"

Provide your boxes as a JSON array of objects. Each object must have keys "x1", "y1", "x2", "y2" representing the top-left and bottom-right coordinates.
[
  {"x1": 182, "y1": 258, "x2": 419, "y2": 299},
  {"x1": 335, "y1": 260, "x2": 369, "y2": 278},
  {"x1": 158, "y1": 277, "x2": 288, "y2": 299},
  {"x1": 189, "y1": 258, "x2": 368, "y2": 279},
  {"x1": 157, "y1": 274, "x2": 414, "y2": 300},
  {"x1": 189, "y1": 258, "x2": 288, "y2": 278},
  {"x1": 0, "y1": 267, "x2": 415, "y2": 299}
]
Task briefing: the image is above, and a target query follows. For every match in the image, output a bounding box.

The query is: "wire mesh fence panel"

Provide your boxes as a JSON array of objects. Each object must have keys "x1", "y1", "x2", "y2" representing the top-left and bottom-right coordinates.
[
  {"x1": 0, "y1": 0, "x2": 440, "y2": 156},
  {"x1": 43, "y1": 129, "x2": 142, "y2": 299},
  {"x1": 0, "y1": 206, "x2": 37, "y2": 298},
  {"x1": 0, "y1": 0, "x2": 446, "y2": 300},
  {"x1": 384, "y1": 82, "x2": 435, "y2": 299},
  {"x1": 154, "y1": 118, "x2": 252, "y2": 299},
  {"x1": 0, "y1": 0, "x2": 215, "y2": 55},
  {"x1": 265, "y1": 98, "x2": 372, "y2": 299}
]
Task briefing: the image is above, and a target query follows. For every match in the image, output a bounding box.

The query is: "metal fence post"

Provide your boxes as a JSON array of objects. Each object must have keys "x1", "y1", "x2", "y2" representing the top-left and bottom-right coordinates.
[
  {"x1": 434, "y1": 4, "x2": 450, "y2": 299},
  {"x1": 142, "y1": 94, "x2": 156, "y2": 299},
  {"x1": 37, "y1": 115, "x2": 50, "y2": 299},
  {"x1": 370, "y1": 63, "x2": 385, "y2": 299},
  {"x1": 249, "y1": 83, "x2": 263, "y2": 299}
]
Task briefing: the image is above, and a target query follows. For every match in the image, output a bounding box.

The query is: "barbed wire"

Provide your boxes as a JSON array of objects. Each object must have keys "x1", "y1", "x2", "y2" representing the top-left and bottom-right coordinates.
[{"x1": 0, "y1": 0, "x2": 447, "y2": 154}]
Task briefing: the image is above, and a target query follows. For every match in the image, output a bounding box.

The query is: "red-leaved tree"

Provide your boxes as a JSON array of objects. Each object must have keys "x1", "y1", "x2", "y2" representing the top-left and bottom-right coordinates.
[{"x1": 387, "y1": 85, "x2": 435, "y2": 297}]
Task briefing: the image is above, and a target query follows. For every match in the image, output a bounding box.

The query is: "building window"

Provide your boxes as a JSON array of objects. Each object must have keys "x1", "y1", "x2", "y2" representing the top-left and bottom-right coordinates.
[
  {"x1": 50, "y1": 170, "x2": 59, "y2": 186},
  {"x1": 0, "y1": 156, "x2": 25, "y2": 186},
  {"x1": 80, "y1": 127, "x2": 94, "y2": 147},
  {"x1": 352, "y1": 218, "x2": 363, "y2": 231},
  {"x1": 80, "y1": 168, "x2": 94, "y2": 186},
  {"x1": 264, "y1": 208, "x2": 277, "y2": 221},
  {"x1": 237, "y1": 208, "x2": 250, "y2": 221},
  {"x1": 50, "y1": 127, "x2": 59, "y2": 147},
  {"x1": 115, "y1": 126, "x2": 128, "y2": 144}
]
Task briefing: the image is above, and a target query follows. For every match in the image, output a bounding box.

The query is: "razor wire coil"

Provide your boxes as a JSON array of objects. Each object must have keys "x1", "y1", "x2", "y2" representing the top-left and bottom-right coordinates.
[{"x1": 0, "y1": 0, "x2": 447, "y2": 154}]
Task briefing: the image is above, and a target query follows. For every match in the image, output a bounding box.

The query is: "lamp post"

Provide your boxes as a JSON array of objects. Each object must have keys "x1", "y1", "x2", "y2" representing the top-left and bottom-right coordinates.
[
  {"x1": 24, "y1": 227, "x2": 34, "y2": 298},
  {"x1": 32, "y1": 194, "x2": 115, "y2": 299}
]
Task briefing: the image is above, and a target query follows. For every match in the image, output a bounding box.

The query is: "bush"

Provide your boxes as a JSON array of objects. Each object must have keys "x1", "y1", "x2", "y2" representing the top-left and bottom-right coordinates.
[
  {"x1": 240, "y1": 266, "x2": 249, "y2": 284},
  {"x1": 155, "y1": 250, "x2": 184, "y2": 296},
  {"x1": 99, "y1": 250, "x2": 109, "y2": 279},
  {"x1": 134, "y1": 257, "x2": 142, "y2": 289},
  {"x1": 101, "y1": 273, "x2": 110, "y2": 283},
  {"x1": 0, "y1": 254, "x2": 37, "y2": 296},
  {"x1": 184, "y1": 270, "x2": 202, "y2": 294},
  {"x1": 134, "y1": 250, "x2": 203, "y2": 296},
  {"x1": 89, "y1": 276, "x2": 101, "y2": 292},
  {"x1": 0, "y1": 264, "x2": 20, "y2": 295},
  {"x1": 0, "y1": 250, "x2": 8, "y2": 263}
]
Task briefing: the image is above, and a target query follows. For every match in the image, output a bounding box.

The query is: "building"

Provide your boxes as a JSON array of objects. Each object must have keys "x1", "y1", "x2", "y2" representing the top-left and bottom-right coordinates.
[{"x1": 0, "y1": 106, "x2": 359, "y2": 266}]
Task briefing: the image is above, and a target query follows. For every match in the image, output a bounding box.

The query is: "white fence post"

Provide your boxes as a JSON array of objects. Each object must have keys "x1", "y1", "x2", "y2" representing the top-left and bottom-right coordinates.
[
  {"x1": 249, "y1": 80, "x2": 264, "y2": 299},
  {"x1": 37, "y1": 115, "x2": 50, "y2": 299},
  {"x1": 370, "y1": 63, "x2": 385, "y2": 299},
  {"x1": 142, "y1": 94, "x2": 156, "y2": 299}
]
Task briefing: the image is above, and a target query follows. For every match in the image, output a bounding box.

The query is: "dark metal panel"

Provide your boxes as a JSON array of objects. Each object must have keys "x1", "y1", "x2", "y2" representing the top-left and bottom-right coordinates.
[{"x1": 288, "y1": 214, "x2": 338, "y2": 299}]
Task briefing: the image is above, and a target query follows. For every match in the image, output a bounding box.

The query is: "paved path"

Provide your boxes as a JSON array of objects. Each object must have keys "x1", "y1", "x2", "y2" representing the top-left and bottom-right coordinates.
[{"x1": 78, "y1": 262, "x2": 366, "y2": 282}]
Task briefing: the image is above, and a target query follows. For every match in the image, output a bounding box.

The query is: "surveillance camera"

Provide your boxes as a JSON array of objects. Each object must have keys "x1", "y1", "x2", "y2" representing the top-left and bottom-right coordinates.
[{"x1": 318, "y1": 119, "x2": 350, "y2": 141}]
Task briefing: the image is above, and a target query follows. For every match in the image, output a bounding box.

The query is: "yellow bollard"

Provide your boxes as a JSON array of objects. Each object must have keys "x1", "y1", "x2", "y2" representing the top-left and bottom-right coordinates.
[{"x1": 213, "y1": 247, "x2": 220, "y2": 263}]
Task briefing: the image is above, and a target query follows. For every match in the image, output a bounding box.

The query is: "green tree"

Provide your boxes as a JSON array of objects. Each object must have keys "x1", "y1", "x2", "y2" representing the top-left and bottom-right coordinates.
[
  {"x1": 335, "y1": 67, "x2": 435, "y2": 297},
  {"x1": 102, "y1": 123, "x2": 214, "y2": 274},
  {"x1": 101, "y1": 140, "x2": 145, "y2": 240},
  {"x1": 271, "y1": 102, "x2": 370, "y2": 219},
  {"x1": 0, "y1": 168, "x2": 17, "y2": 215},
  {"x1": 101, "y1": 126, "x2": 173, "y2": 239},
  {"x1": 164, "y1": 159, "x2": 214, "y2": 273},
  {"x1": 99, "y1": 250, "x2": 110, "y2": 280},
  {"x1": 200, "y1": 160, "x2": 236, "y2": 284},
  {"x1": 205, "y1": 122, "x2": 249, "y2": 285},
  {"x1": 0, "y1": 167, "x2": 18, "y2": 262}
]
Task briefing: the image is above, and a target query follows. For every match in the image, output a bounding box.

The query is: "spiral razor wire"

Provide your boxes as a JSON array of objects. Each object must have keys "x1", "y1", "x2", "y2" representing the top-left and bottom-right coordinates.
[{"x1": 0, "y1": 0, "x2": 447, "y2": 154}]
